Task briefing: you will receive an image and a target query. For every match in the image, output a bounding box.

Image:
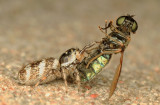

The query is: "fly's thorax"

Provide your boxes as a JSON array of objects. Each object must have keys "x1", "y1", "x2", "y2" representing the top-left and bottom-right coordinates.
[
  {"x1": 112, "y1": 31, "x2": 131, "y2": 48},
  {"x1": 18, "y1": 57, "x2": 60, "y2": 85},
  {"x1": 101, "y1": 32, "x2": 130, "y2": 50}
]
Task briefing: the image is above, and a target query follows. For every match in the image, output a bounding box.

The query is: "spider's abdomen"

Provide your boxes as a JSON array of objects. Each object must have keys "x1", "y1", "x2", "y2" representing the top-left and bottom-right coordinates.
[{"x1": 18, "y1": 57, "x2": 61, "y2": 85}]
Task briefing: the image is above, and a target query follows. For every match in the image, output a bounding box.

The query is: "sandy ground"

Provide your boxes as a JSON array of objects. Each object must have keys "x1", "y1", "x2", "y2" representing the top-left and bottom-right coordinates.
[{"x1": 0, "y1": 0, "x2": 160, "y2": 105}]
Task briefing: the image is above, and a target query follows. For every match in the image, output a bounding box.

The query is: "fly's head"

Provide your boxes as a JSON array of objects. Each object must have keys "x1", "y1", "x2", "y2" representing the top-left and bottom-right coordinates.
[{"x1": 116, "y1": 15, "x2": 138, "y2": 34}]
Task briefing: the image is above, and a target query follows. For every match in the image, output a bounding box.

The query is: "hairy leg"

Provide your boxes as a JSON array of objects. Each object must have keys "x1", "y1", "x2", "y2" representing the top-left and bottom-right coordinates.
[{"x1": 62, "y1": 68, "x2": 68, "y2": 93}]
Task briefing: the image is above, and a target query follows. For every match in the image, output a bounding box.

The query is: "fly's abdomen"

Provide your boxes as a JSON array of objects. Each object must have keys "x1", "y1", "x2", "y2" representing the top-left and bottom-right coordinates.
[
  {"x1": 18, "y1": 57, "x2": 61, "y2": 85},
  {"x1": 79, "y1": 54, "x2": 111, "y2": 82}
]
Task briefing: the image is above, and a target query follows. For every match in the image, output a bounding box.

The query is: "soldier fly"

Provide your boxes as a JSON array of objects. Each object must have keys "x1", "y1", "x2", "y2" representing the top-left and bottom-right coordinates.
[{"x1": 77, "y1": 15, "x2": 138, "y2": 98}]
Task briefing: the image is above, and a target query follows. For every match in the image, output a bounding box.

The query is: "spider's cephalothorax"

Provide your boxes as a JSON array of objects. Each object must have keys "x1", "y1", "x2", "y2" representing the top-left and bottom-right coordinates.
[
  {"x1": 59, "y1": 48, "x2": 81, "y2": 67},
  {"x1": 59, "y1": 48, "x2": 85, "y2": 91},
  {"x1": 58, "y1": 44, "x2": 97, "y2": 91},
  {"x1": 18, "y1": 57, "x2": 61, "y2": 85},
  {"x1": 59, "y1": 48, "x2": 81, "y2": 79}
]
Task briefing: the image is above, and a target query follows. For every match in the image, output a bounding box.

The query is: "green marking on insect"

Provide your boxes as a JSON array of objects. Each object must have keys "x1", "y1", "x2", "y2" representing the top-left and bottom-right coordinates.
[
  {"x1": 92, "y1": 55, "x2": 108, "y2": 73},
  {"x1": 97, "y1": 56, "x2": 108, "y2": 66}
]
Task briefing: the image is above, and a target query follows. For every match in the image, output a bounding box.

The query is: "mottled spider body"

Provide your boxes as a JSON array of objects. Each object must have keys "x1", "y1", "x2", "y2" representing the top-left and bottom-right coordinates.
[
  {"x1": 18, "y1": 45, "x2": 92, "y2": 88},
  {"x1": 18, "y1": 57, "x2": 60, "y2": 85}
]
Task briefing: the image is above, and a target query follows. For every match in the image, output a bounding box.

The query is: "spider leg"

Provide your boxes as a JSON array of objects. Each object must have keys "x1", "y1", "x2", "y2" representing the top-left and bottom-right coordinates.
[{"x1": 62, "y1": 68, "x2": 68, "y2": 93}]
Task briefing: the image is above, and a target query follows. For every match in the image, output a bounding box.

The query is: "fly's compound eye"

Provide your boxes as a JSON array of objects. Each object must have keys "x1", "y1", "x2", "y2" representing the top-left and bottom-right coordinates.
[
  {"x1": 116, "y1": 16, "x2": 125, "y2": 26},
  {"x1": 131, "y1": 21, "x2": 138, "y2": 33}
]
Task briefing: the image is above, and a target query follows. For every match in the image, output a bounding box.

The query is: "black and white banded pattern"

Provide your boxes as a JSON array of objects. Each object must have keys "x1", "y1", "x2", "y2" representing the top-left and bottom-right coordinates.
[{"x1": 18, "y1": 57, "x2": 61, "y2": 85}]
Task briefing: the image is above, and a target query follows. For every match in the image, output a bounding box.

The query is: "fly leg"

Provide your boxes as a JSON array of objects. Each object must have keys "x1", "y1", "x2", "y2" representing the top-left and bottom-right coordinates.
[
  {"x1": 35, "y1": 76, "x2": 47, "y2": 87},
  {"x1": 86, "y1": 48, "x2": 122, "y2": 68},
  {"x1": 99, "y1": 26, "x2": 124, "y2": 46},
  {"x1": 108, "y1": 21, "x2": 131, "y2": 42},
  {"x1": 35, "y1": 69, "x2": 52, "y2": 87},
  {"x1": 77, "y1": 41, "x2": 101, "y2": 62},
  {"x1": 80, "y1": 41, "x2": 101, "y2": 55},
  {"x1": 100, "y1": 20, "x2": 110, "y2": 34},
  {"x1": 99, "y1": 20, "x2": 131, "y2": 47}
]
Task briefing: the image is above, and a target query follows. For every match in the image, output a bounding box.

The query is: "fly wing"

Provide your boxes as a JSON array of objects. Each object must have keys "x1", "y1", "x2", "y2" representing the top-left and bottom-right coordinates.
[{"x1": 109, "y1": 52, "x2": 124, "y2": 98}]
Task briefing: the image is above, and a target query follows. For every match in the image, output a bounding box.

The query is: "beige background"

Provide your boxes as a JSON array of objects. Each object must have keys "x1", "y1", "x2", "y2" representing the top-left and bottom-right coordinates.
[{"x1": 0, "y1": 0, "x2": 160, "y2": 104}]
